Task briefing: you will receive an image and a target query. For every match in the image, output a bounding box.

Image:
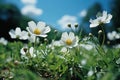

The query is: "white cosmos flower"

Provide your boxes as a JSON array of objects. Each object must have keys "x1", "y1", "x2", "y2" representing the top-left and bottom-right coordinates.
[
  {"x1": 80, "y1": 44, "x2": 93, "y2": 50},
  {"x1": 20, "y1": 46, "x2": 36, "y2": 59},
  {"x1": 89, "y1": 11, "x2": 112, "y2": 28},
  {"x1": 107, "y1": 31, "x2": 120, "y2": 40},
  {"x1": 0, "y1": 37, "x2": 8, "y2": 45},
  {"x1": 9, "y1": 27, "x2": 29, "y2": 40},
  {"x1": 47, "y1": 40, "x2": 61, "y2": 50},
  {"x1": 26, "y1": 21, "x2": 51, "y2": 37},
  {"x1": 60, "y1": 47, "x2": 68, "y2": 53},
  {"x1": 50, "y1": 40, "x2": 61, "y2": 47},
  {"x1": 20, "y1": 46, "x2": 28, "y2": 59},
  {"x1": 60, "y1": 32, "x2": 79, "y2": 48}
]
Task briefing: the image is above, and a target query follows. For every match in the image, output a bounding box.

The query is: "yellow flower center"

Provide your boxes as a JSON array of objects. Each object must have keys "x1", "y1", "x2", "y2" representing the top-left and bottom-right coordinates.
[
  {"x1": 33, "y1": 28, "x2": 41, "y2": 35},
  {"x1": 65, "y1": 39, "x2": 72, "y2": 45}
]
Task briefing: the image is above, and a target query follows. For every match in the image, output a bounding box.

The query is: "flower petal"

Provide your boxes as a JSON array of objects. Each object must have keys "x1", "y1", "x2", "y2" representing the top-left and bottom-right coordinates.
[
  {"x1": 28, "y1": 21, "x2": 36, "y2": 30},
  {"x1": 69, "y1": 32, "x2": 75, "y2": 41},
  {"x1": 90, "y1": 23, "x2": 99, "y2": 28},
  {"x1": 43, "y1": 26, "x2": 51, "y2": 33},
  {"x1": 105, "y1": 14, "x2": 112, "y2": 23},
  {"x1": 15, "y1": 27, "x2": 21, "y2": 36},
  {"x1": 9, "y1": 29, "x2": 16, "y2": 38},
  {"x1": 37, "y1": 21, "x2": 46, "y2": 30},
  {"x1": 61, "y1": 32, "x2": 69, "y2": 41}
]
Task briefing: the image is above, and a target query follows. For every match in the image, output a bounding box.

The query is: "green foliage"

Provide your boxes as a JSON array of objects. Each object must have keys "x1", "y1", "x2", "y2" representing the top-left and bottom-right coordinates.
[{"x1": 0, "y1": 33, "x2": 120, "y2": 80}]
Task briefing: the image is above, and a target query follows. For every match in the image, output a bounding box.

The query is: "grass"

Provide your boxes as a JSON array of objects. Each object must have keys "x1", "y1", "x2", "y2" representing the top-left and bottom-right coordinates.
[{"x1": 0, "y1": 31, "x2": 120, "y2": 80}]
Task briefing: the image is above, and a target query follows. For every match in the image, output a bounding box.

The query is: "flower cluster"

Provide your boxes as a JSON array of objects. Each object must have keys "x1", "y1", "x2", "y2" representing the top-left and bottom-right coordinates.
[
  {"x1": 9, "y1": 21, "x2": 51, "y2": 42},
  {"x1": 2, "y1": 10, "x2": 120, "y2": 80}
]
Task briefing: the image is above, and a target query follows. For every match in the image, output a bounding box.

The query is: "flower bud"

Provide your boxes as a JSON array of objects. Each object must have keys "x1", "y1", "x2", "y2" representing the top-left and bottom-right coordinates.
[
  {"x1": 67, "y1": 23, "x2": 71, "y2": 28},
  {"x1": 74, "y1": 23, "x2": 79, "y2": 28},
  {"x1": 98, "y1": 30, "x2": 102, "y2": 34},
  {"x1": 89, "y1": 33, "x2": 93, "y2": 37},
  {"x1": 54, "y1": 30, "x2": 58, "y2": 33},
  {"x1": 44, "y1": 38, "x2": 48, "y2": 43},
  {"x1": 107, "y1": 41, "x2": 110, "y2": 45}
]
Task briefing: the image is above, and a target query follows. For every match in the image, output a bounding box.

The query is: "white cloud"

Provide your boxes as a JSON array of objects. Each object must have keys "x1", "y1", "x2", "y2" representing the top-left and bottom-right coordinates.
[
  {"x1": 57, "y1": 15, "x2": 78, "y2": 30},
  {"x1": 21, "y1": 5, "x2": 43, "y2": 16},
  {"x1": 79, "y1": 10, "x2": 87, "y2": 17},
  {"x1": 21, "y1": 0, "x2": 37, "y2": 5}
]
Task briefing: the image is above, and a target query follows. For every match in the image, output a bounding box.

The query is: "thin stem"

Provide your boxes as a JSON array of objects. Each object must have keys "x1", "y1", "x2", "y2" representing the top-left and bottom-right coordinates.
[
  {"x1": 101, "y1": 26, "x2": 105, "y2": 46},
  {"x1": 34, "y1": 36, "x2": 37, "y2": 48},
  {"x1": 33, "y1": 36, "x2": 37, "y2": 56}
]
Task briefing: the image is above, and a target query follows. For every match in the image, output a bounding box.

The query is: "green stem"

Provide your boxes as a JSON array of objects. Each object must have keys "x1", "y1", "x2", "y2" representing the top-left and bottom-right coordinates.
[
  {"x1": 33, "y1": 36, "x2": 37, "y2": 56},
  {"x1": 34, "y1": 36, "x2": 37, "y2": 48},
  {"x1": 101, "y1": 26, "x2": 105, "y2": 46}
]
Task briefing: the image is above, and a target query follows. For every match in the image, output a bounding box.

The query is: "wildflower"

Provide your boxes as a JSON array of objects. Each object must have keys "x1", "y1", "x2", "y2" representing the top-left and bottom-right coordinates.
[
  {"x1": 20, "y1": 46, "x2": 36, "y2": 59},
  {"x1": 89, "y1": 11, "x2": 112, "y2": 28},
  {"x1": 60, "y1": 32, "x2": 79, "y2": 48},
  {"x1": 9, "y1": 27, "x2": 28, "y2": 40},
  {"x1": 60, "y1": 47, "x2": 67, "y2": 53},
  {"x1": 107, "y1": 31, "x2": 120, "y2": 40},
  {"x1": 80, "y1": 44, "x2": 93, "y2": 50},
  {"x1": 0, "y1": 37, "x2": 8, "y2": 45},
  {"x1": 20, "y1": 46, "x2": 28, "y2": 59},
  {"x1": 26, "y1": 21, "x2": 51, "y2": 37},
  {"x1": 89, "y1": 33, "x2": 93, "y2": 37},
  {"x1": 47, "y1": 40, "x2": 61, "y2": 49}
]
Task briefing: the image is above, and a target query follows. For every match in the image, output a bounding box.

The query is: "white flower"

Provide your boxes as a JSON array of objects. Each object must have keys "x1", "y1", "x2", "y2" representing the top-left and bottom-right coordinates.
[
  {"x1": 20, "y1": 46, "x2": 36, "y2": 59},
  {"x1": 20, "y1": 46, "x2": 28, "y2": 59},
  {"x1": 107, "y1": 31, "x2": 120, "y2": 40},
  {"x1": 87, "y1": 70, "x2": 94, "y2": 77},
  {"x1": 51, "y1": 40, "x2": 61, "y2": 46},
  {"x1": 0, "y1": 37, "x2": 8, "y2": 45},
  {"x1": 26, "y1": 21, "x2": 51, "y2": 37},
  {"x1": 47, "y1": 40, "x2": 61, "y2": 49},
  {"x1": 80, "y1": 44, "x2": 93, "y2": 50},
  {"x1": 89, "y1": 11, "x2": 112, "y2": 28},
  {"x1": 9, "y1": 27, "x2": 29, "y2": 40},
  {"x1": 113, "y1": 44, "x2": 120, "y2": 48},
  {"x1": 60, "y1": 32, "x2": 79, "y2": 48},
  {"x1": 81, "y1": 59, "x2": 87, "y2": 65},
  {"x1": 60, "y1": 47, "x2": 68, "y2": 53}
]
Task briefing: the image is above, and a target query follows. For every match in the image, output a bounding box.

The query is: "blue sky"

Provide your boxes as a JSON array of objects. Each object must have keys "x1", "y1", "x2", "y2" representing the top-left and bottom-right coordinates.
[{"x1": 4, "y1": 0, "x2": 111, "y2": 30}]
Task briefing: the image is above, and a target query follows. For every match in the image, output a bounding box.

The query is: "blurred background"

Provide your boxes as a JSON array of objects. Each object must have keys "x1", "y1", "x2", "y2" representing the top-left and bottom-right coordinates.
[{"x1": 0, "y1": 0, "x2": 120, "y2": 45}]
